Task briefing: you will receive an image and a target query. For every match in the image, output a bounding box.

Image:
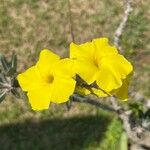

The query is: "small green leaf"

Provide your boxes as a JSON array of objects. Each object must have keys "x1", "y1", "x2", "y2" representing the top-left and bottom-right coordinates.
[
  {"x1": 0, "y1": 54, "x2": 9, "y2": 72},
  {"x1": 6, "y1": 68, "x2": 16, "y2": 76},
  {"x1": 11, "y1": 78, "x2": 19, "y2": 88},
  {"x1": 0, "y1": 76, "x2": 4, "y2": 86},
  {"x1": 11, "y1": 88, "x2": 20, "y2": 98},
  {"x1": 0, "y1": 91, "x2": 6, "y2": 103},
  {"x1": 0, "y1": 73, "x2": 7, "y2": 83},
  {"x1": 11, "y1": 52, "x2": 17, "y2": 71}
]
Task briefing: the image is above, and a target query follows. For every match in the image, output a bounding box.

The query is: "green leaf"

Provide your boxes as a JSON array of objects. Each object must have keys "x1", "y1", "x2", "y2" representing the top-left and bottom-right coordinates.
[
  {"x1": 11, "y1": 88, "x2": 20, "y2": 98},
  {"x1": 6, "y1": 68, "x2": 16, "y2": 76},
  {"x1": 11, "y1": 78, "x2": 19, "y2": 88},
  {"x1": 0, "y1": 91, "x2": 6, "y2": 103},
  {"x1": 0, "y1": 76, "x2": 4, "y2": 86},
  {"x1": 0, "y1": 54, "x2": 9, "y2": 72},
  {"x1": 0, "y1": 73, "x2": 7, "y2": 84},
  {"x1": 11, "y1": 52, "x2": 17, "y2": 71}
]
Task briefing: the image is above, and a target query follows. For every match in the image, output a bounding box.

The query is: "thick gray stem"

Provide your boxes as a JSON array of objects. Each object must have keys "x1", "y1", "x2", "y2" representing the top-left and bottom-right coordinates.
[{"x1": 114, "y1": 0, "x2": 133, "y2": 51}]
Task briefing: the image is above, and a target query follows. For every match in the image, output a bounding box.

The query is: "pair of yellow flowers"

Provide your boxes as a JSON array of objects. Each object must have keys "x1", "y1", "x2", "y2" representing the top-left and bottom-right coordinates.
[{"x1": 17, "y1": 38, "x2": 133, "y2": 110}]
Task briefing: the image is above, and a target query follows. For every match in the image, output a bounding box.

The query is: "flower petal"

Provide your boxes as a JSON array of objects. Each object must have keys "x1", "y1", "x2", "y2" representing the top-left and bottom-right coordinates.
[
  {"x1": 92, "y1": 88, "x2": 109, "y2": 97},
  {"x1": 96, "y1": 54, "x2": 133, "y2": 92},
  {"x1": 17, "y1": 66, "x2": 44, "y2": 91},
  {"x1": 75, "y1": 86, "x2": 91, "y2": 96},
  {"x1": 53, "y1": 58, "x2": 75, "y2": 78},
  {"x1": 100, "y1": 54, "x2": 133, "y2": 79},
  {"x1": 96, "y1": 66, "x2": 122, "y2": 92},
  {"x1": 37, "y1": 49, "x2": 60, "y2": 77},
  {"x1": 74, "y1": 60, "x2": 98, "y2": 84},
  {"x1": 51, "y1": 77, "x2": 76, "y2": 103},
  {"x1": 70, "y1": 42, "x2": 94, "y2": 62},
  {"x1": 92, "y1": 38, "x2": 118, "y2": 58},
  {"x1": 111, "y1": 74, "x2": 132, "y2": 100},
  {"x1": 27, "y1": 85, "x2": 51, "y2": 110}
]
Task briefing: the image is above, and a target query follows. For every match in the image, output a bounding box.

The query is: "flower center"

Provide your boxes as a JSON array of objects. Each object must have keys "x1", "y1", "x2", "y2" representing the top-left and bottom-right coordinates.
[
  {"x1": 93, "y1": 57, "x2": 99, "y2": 68},
  {"x1": 46, "y1": 75, "x2": 54, "y2": 84}
]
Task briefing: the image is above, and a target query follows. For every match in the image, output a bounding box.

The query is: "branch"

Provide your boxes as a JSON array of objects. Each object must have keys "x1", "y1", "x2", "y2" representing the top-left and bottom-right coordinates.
[
  {"x1": 114, "y1": 0, "x2": 133, "y2": 51},
  {"x1": 71, "y1": 94, "x2": 117, "y2": 113},
  {"x1": 68, "y1": 0, "x2": 75, "y2": 42}
]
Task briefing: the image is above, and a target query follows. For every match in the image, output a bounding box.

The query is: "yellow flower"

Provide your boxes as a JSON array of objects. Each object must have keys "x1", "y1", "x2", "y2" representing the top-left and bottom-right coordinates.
[
  {"x1": 76, "y1": 74, "x2": 131, "y2": 100},
  {"x1": 75, "y1": 86, "x2": 91, "y2": 96},
  {"x1": 70, "y1": 38, "x2": 133, "y2": 100},
  {"x1": 17, "y1": 49, "x2": 76, "y2": 110},
  {"x1": 110, "y1": 74, "x2": 132, "y2": 100}
]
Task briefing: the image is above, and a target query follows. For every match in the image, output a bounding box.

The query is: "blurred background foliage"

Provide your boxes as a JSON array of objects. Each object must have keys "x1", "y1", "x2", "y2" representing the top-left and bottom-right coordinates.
[{"x1": 0, "y1": 0, "x2": 149, "y2": 149}]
